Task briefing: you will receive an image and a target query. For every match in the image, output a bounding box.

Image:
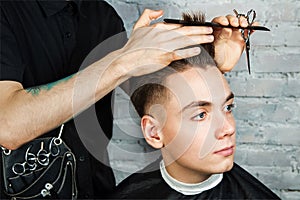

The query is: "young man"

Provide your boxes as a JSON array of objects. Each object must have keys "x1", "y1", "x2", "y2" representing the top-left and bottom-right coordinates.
[{"x1": 112, "y1": 13, "x2": 280, "y2": 200}]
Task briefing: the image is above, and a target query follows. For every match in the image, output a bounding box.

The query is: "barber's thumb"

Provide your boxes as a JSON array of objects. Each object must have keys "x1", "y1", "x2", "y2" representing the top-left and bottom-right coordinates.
[{"x1": 133, "y1": 9, "x2": 164, "y2": 30}]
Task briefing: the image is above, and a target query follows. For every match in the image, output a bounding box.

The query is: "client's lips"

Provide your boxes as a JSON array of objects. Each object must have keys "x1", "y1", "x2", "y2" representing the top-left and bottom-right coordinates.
[{"x1": 214, "y1": 146, "x2": 234, "y2": 156}]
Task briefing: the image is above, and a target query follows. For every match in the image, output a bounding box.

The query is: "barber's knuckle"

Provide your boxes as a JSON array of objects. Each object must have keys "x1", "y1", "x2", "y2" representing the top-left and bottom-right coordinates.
[
  {"x1": 169, "y1": 51, "x2": 179, "y2": 61},
  {"x1": 152, "y1": 23, "x2": 161, "y2": 29},
  {"x1": 143, "y1": 9, "x2": 151, "y2": 14}
]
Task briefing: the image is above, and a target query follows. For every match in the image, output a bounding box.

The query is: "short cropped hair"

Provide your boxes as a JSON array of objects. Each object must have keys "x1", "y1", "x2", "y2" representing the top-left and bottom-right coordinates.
[{"x1": 131, "y1": 12, "x2": 216, "y2": 117}]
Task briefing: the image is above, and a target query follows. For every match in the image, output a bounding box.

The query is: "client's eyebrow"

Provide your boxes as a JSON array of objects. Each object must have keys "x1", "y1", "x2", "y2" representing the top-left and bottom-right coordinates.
[
  {"x1": 181, "y1": 92, "x2": 235, "y2": 113},
  {"x1": 225, "y1": 92, "x2": 235, "y2": 103},
  {"x1": 181, "y1": 101, "x2": 211, "y2": 113}
]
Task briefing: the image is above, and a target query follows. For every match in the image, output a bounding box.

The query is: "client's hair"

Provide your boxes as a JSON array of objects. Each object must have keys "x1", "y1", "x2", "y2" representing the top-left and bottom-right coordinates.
[{"x1": 131, "y1": 11, "x2": 216, "y2": 117}]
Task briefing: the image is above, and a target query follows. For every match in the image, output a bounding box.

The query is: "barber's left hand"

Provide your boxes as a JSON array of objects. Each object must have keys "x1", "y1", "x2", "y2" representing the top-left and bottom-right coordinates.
[{"x1": 212, "y1": 15, "x2": 259, "y2": 73}]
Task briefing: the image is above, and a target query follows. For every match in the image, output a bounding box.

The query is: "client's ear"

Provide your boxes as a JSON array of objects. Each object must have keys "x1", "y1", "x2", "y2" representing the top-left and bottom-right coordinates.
[{"x1": 141, "y1": 115, "x2": 164, "y2": 149}]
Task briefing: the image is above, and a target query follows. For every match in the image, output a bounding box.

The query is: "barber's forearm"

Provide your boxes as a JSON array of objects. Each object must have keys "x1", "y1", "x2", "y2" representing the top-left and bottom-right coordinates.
[
  {"x1": 0, "y1": 50, "x2": 127, "y2": 150},
  {"x1": 0, "y1": 77, "x2": 75, "y2": 149}
]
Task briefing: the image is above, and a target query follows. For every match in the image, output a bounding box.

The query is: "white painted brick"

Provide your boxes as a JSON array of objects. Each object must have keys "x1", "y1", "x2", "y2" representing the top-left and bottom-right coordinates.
[
  {"x1": 236, "y1": 120, "x2": 300, "y2": 146},
  {"x1": 234, "y1": 98, "x2": 300, "y2": 123},
  {"x1": 253, "y1": 47, "x2": 300, "y2": 73},
  {"x1": 236, "y1": 144, "x2": 300, "y2": 167},
  {"x1": 239, "y1": 165, "x2": 300, "y2": 191},
  {"x1": 229, "y1": 78, "x2": 286, "y2": 97},
  {"x1": 284, "y1": 79, "x2": 300, "y2": 97},
  {"x1": 280, "y1": 191, "x2": 300, "y2": 200}
]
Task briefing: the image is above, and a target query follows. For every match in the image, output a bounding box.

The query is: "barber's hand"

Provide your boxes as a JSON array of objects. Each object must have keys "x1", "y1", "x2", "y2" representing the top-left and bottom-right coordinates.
[
  {"x1": 212, "y1": 15, "x2": 259, "y2": 73},
  {"x1": 118, "y1": 9, "x2": 214, "y2": 77}
]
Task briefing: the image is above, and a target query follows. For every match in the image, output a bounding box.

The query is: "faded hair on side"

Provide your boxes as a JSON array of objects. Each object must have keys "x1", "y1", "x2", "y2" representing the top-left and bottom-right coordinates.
[{"x1": 130, "y1": 11, "x2": 216, "y2": 118}]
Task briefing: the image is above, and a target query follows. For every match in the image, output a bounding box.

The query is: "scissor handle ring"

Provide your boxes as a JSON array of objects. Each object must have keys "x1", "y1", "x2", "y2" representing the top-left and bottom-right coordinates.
[
  {"x1": 37, "y1": 150, "x2": 50, "y2": 166},
  {"x1": 12, "y1": 162, "x2": 26, "y2": 176},
  {"x1": 3, "y1": 149, "x2": 11, "y2": 156},
  {"x1": 54, "y1": 138, "x2": 62, "y2": 146}
]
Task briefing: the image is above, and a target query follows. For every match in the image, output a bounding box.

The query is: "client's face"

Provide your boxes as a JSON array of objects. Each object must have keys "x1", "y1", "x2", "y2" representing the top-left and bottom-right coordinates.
[{"x1": 159, "y1": 66, "x2": 236, "y2": 183}]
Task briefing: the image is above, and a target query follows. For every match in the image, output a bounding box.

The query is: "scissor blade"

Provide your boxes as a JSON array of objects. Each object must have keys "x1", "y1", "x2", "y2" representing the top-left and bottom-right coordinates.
[
  {"x1": 163, "y1": 19, "x2": 270, "y2": 31},
  {"x1": 245, "y1": 41, "x2": 251, "y2": 74}
]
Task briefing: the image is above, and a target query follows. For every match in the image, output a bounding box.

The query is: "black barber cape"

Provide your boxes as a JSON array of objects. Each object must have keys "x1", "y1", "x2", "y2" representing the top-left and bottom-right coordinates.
[{"x1": 112, "y1": 162, "x2": 280, "y2": 199}]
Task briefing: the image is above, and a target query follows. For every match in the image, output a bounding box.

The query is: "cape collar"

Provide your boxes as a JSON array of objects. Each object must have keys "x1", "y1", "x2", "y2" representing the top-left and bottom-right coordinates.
[{"x1": 160, "y1": 161, "x2": 223, "y2": 195}]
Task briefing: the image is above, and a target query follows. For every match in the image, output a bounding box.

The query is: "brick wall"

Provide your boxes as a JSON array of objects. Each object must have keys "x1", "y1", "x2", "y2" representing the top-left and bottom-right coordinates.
[{"x1": 106, "y1": 0, "x2": 300, "y2": 199}]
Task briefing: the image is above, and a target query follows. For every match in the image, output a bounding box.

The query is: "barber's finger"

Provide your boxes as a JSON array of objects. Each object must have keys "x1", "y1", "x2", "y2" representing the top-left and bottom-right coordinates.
[
  {"x1": 252, "y1": 21, "x2": 259, "y2": 26},
  {"x1": 226, "y1": 15, "x2": 239, "y2": 27},
  {"x1": 174, "y1": 26, "x2": 213, "y2": 36},
  {"x1": 211, "y1": 16, "x2": 232, "y2": 39},
  {"x1": 185, "y1": 34, "x2": 215, "y2": 45},
  {"x1": 212, "y1": 16, "x2": 229, "y2": 26},
  {"x1": 134, "y1": 9, "x2": 164, "y2": 30},
  {"x1": 215, "y1": 27, "x2": 232, "y2": 39},
  {"x1": 153, "y1": 23, "x2": 213, "y2": 34},
  {"x1": 212, "y1": 16, "x2": 234, "y2": 37},
  {"x1": 168, "y1": 47, "x2": 201, "y2": 61},
  {"x1": 250, "y1": 21, "x2": 260, "y2": 34},
  {"x1": 238, "y1": 16, "x2": 248, "y2": 27},
  {"x1": 153, "y1": 22, "x2": 183, "y2": 30},
  {"x1": 167, "y1": 35, "x2": 214, "y2": 51}
]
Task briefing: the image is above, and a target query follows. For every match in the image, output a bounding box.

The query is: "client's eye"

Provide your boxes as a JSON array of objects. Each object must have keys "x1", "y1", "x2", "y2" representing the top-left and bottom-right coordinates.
[
  {"x1": 224, "y1": 103, "x2": 236, "y2": 113},
  {"x1": 192, "y1": 112, "x2": 207, "y2": 121}
]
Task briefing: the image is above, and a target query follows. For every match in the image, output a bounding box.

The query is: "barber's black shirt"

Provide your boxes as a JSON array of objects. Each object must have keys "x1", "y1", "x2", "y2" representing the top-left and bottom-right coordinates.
[{"x1": 0, "y1": 0, "x2": 126, "y2": 198}]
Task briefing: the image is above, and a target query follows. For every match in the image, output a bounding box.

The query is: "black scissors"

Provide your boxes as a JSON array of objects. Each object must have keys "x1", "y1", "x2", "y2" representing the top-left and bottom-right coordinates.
[
  {"x1": 233, "y1": 9, "x2": 257, "y2": 74},
  {"x1": 164, "y1": 9, "x2": 270, "y2": 74}
]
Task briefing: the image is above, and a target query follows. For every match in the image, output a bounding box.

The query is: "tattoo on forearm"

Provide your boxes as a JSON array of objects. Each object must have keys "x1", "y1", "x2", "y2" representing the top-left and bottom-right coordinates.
[
  {"x1": 26, "y1": 74, "x2": 75, "y2": 96},
  {"x1": 26, "y1": 87, "x2": 42, "y2": 96}
]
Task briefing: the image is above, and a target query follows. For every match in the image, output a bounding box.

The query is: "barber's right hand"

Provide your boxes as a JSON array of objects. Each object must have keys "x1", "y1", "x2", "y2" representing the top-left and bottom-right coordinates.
[{"x1": 117, "y1": 9, "x2": 214, "y2": 77}]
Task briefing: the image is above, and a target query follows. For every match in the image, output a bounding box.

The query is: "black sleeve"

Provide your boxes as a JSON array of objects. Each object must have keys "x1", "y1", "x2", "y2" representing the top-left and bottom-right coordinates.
[{"x1": 0, "y1": 3, "x2": 24, "y2": 82}]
